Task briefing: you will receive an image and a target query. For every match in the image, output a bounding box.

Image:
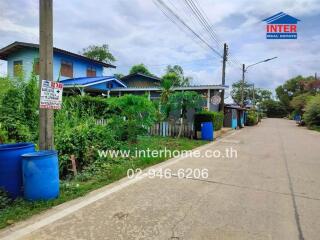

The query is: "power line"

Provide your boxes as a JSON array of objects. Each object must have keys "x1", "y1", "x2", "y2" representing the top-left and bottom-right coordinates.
[
  {"x1": 190, "y1": 0, "x2": 242, "y2": 66},
  {"x1": 182, "y1": 0, "x2": 242, "y2": 67},
  {"x1": 154, "y1": 0, "x2": 215, "y2": 54},
  {"x1": 154, "y1": 0, "x2": 223, "y2": 58}
]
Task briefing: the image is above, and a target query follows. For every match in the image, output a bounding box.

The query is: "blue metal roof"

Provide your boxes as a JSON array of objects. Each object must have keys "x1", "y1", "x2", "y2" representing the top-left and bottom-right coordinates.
[{"x1": 60, "y1": 76, "x2": 127, "y2": 88}]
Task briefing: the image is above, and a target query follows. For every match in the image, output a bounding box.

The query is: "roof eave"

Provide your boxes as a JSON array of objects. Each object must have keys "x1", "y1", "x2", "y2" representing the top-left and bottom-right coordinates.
[{"x1": 0, "y1": 41, "x2": 116, "y2": 68}]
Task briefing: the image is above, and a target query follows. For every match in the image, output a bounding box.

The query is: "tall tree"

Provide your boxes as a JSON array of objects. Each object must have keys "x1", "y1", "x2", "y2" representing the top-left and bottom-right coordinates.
[
  {"x1": 165, "y1": 65, "x2": 191, "y2": 86},
  {"x1": 275, "y1": 75, "x2": 313, "y2": 112},
  {"x1": 129, "y1": 64, "x2": 153, "y2": 76},
  {"x1": 231, "y1": 80, "x2": 272, "y2": 106},
  {"x1": 114, "y1": 73, "x2": 125, "y2": 79},
  {"x1": 82, "y1": 44, "x2": 116, "y2": 63}
]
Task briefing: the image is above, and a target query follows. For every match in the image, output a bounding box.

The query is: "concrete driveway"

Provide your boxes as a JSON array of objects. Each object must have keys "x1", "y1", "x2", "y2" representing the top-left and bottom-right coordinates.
[{"x1": 1, "y1": 118, "x2": 320, "y2": 240}]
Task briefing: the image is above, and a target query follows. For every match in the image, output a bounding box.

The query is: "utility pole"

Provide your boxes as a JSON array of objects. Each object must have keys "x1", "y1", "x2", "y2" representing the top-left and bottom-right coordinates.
[
  {"x1": 39, "y1": 0, "x2": 54, "y2": 150},
  {"x1": 315, "y1": 72, "x2": 318, "y2": 81},
  {"x1": 220, "y1": 43, "x2": 228, "y2": 111},
  {"x1": 252, "y1": 83, "x2": 255, "y2": 109},
  {"x1": 241, "y1": 64, "x2": 245, "y2": 107}
]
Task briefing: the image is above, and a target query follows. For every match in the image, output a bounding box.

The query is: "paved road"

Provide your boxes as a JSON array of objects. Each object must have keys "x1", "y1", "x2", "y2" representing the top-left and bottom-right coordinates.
[{"x1": 2, "y1": 119, "x2": 320, "y2": 240}]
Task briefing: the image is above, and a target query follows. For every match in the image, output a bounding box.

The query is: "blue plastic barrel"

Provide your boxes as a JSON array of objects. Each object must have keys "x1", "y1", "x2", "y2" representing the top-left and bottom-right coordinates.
[
  {"x1": 22, "y1": 150, "x2": 59, "y2": 201},
  {"x1": 0, "y1": 143, "x2": 35, "y2": 198},
  {"x1": 201, "y1": 122, "x2": 214, "y2": 141}
]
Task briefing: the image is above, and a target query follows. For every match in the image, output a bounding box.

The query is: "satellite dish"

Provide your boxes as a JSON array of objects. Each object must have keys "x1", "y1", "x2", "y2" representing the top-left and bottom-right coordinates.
[{"x1": 210, "y1": 95, "x2": 221, "y2": 105}]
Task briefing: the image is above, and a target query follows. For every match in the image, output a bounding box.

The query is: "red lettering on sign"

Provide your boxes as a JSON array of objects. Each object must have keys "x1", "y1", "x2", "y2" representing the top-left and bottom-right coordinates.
[
  {"x1": 267, "y1": 24, "x2": 297, "y2": 33},
  {"x1": 290, "y1": 25, "x2": 297, "y2": 32}
]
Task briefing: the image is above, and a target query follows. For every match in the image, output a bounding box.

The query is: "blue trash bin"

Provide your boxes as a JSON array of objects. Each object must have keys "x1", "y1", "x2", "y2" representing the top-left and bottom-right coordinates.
[
  {"x1": 0, "y1": 143, "x2": 35, "y2": 199},
  {"x1": 201, "y1": 122, "x2": 214, "y2": 141},
  {"x1": 22, "y1": 150, "x2": 59, "y2": 201}
]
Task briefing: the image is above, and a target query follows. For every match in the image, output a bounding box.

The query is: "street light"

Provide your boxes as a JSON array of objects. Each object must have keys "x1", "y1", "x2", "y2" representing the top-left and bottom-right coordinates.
[{"x1": 240, "y1": 57, "x2": 277, "y2": 107}]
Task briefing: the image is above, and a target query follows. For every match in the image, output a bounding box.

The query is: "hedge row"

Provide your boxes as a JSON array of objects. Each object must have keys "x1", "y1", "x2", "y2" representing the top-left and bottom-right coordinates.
[{"x1": 194, "y1": 111, "x2": 224, "y2": 132}]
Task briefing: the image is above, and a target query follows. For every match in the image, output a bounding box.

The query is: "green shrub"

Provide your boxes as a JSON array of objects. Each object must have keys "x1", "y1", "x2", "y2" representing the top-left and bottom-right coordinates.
[
  {"x1": 0, "y1": 188, "x2": 11, "y2": 209},
  {"x1": 246, "y1": 110, "x2": 258, "y2": 126},
  {"x1": 107, "y1": 94, "x2": 157, "y2": 142},
  {"x1": 55, "y1": 118, "x2": 120, "y2": 177},
  {"x1": 303, "y1": 95, "x2": 320, "y2": 127},
  {"x1": 194, "y1": 111, "x2": 224, "y2": 132},
  {"x1": 24, "y1": 73, "x2": 39, "y2": 134},
  {"x1": 260, "y1": 99, "x2": 287, "y2": 118},
  {"x1": 62, "y1": 95, "x2": 110, "y2": 119},
  {"x1": 55, "y1": 94, "x2": 157, "y2": 176},
  {"x1": 0, "y1": 88, "x2": 32, "y2": 142}
]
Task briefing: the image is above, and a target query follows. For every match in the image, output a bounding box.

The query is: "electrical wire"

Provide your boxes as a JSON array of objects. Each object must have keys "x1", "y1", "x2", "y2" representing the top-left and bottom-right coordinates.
[{"x1": 154, "y1": 0, "x2": 223, "y2": 58}]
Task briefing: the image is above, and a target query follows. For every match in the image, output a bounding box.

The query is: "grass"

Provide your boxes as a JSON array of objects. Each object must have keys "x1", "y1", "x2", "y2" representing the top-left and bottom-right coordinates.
[
  {"x1": 0, "y1": 136, "x2": 207, "y2": 229},
  {"x1": 309, "y1": 126, "x2": 320, "y2": 132}
]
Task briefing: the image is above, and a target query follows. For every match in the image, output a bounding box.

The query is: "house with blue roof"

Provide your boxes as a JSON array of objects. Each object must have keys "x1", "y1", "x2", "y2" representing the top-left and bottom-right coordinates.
[
  {"x1": 0, "y1": 41, "x2": 229, "y2": 112},
  {"x1": 0, "y1": 41, "x2": 116, "y2": 81}
]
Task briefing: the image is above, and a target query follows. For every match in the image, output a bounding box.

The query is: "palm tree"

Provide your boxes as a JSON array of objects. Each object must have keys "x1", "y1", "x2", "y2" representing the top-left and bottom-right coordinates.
[
  {"x1": 160, "y1": 78, "x2": 174, "y2": 120},
  {"x1": 168, "y1": 91, "x2": 202, "y2": 138}
]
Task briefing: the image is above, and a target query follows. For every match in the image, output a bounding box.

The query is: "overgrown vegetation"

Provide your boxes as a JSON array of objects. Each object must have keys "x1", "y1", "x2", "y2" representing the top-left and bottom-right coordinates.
[
  {"x1": 0, "y1": 136, "x2": 206, "y2": 229},
  {"x1": 303, "y1": 95, "x2": 320, "y2": 128},
  {"x1": 246, "y1": 110, "x2": 258, "y2": 126},
  {"x1": 0, "y1": 66, "x2": 209, "y2": 228},
  {"x1": 0, "y1": 70, "x2": 39, "y2": 143},
  {"x1": 260, "y1": 99, "x2": 287, "y2": 118},
  {"x1": 273, "y1": 75, "x2": 320, "y2": 130}
]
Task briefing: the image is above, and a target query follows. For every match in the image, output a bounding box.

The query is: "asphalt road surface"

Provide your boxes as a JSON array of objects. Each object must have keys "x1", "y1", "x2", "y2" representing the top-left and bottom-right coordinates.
[{"x1": 1, "y1": 118, "x2": 319, "y2": 240}]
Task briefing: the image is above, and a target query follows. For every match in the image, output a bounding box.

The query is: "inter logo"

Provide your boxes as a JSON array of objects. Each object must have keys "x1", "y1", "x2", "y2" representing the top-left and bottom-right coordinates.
[{"x1": 263, "y1": 12, "x2": 300, "y2": 39}]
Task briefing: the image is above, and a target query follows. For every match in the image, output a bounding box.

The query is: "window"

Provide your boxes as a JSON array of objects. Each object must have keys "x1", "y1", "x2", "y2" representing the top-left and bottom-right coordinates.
[
  {"x1": 86, "y1": 66, "x2": 96, "y2": 77},
  {"x1": 33, "y1": 58, "x2": 40, "y2": 75},
  {"x1": 13, "y1": 60, "x2": 23, "y2": 77},
  {"x1": 60, "y1": 60, "x2": 73, "y2": 78},
  {"x1": 107, "y1": 82, "x2": 113, "y2": 89}
]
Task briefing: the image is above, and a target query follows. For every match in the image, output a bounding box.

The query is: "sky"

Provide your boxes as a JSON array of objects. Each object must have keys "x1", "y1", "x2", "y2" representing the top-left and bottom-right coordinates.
[{"x1": 0, "y1": 0, "x2": 320, "y2": 98}]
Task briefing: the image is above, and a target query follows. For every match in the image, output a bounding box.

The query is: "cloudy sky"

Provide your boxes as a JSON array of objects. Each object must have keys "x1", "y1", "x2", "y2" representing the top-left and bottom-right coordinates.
[{"x1": 1, "y1": 0, "x2": 319, "y2": 97}]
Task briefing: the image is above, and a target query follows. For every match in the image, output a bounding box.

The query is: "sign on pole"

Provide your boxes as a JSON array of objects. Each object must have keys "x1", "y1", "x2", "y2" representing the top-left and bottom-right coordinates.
[{"x1": 40, "y1": 80, "x2": 63, "y2": 109}]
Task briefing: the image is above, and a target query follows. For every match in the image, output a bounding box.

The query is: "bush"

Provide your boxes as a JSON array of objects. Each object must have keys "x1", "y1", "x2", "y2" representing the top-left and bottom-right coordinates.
[
  {"x1": 62, "y1": 95, "x2": 110, "y2": 119},
  {"x1": 0, "y1": 71, "x2": 39, "y2": 143},
  {"x1": 194, "y1": 111, "x2": 224, "y2": 132},
  {"x1": 107, "y1": 94, "x2": 157, "y2": 142},
  {"x1": 0, "y1": 188, "x2": 11, "y2": 209},
  {"x1": 55, "y1": 116, "x2": 120, "y2": 177},
  {"x1": 55, "y1": 94, "x2": 156, "y2": 176},
  {"x1": 0, "y1": 88, "x2": 32, "y2": 142},
  {"x1": 260, "y1": 99, "x2": 287, "y2": 118},
  {"x1": 303, "y1": 95, "x2": 320, "y2": 127},
  {"x1": 246, "y1": 110, "x2": 258, "y2": 126}
]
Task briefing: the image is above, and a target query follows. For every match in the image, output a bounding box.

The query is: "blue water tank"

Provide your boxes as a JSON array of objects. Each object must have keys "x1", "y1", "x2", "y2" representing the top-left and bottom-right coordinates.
[
  {"x1": 22, "y1": 150, "x2": 59, "y2": 201},
  {"x1": 201, "y1": 122, "x2": 214, "y2": 141},
  {"x1": 0, "y1": 143, "x2": 35, "y2": 198}
]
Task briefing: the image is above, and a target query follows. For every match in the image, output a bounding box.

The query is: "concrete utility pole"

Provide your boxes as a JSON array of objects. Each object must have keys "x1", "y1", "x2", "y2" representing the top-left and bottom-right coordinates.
[
  {"x1": 220, "y1": 43, "x2": 228, "y2": 111},
  {"x1": 39, "y1": 0, "x2": 54, "y2": 150},
  {"x1": 252, "y1": 84, "x2": 255, "y2": 109},
  {"x1": 241, "y1": 64, "x2": 245, "y2": 107}
]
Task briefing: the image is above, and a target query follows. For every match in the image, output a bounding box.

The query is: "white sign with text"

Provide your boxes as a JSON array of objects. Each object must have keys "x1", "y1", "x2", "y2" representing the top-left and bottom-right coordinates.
[{"x1": 40, "y1": 80, "x2": 63, "y2": 109}]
